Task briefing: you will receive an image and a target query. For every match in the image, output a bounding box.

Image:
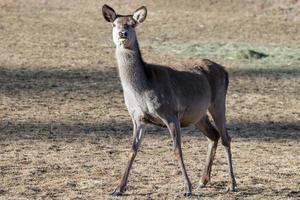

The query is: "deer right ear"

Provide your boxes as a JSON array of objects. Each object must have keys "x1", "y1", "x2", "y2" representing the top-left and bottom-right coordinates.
[{"x1": 102, "y1": 4, "x2": 117, "y2": 23}]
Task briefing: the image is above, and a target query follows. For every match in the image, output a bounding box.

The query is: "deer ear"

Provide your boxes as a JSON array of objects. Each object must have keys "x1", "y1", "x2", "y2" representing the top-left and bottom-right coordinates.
[
  {"x1": 102, "y1": 4, "x2": 117, "y2": 22},
  {"x1": 133, "y1": 6, "x2": 147, "y2": 24}
]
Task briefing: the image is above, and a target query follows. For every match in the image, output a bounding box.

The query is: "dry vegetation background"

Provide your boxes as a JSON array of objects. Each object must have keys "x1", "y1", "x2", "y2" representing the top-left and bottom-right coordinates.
[{"x1": 0, "y1": 0, "x2": 300, "y2": 199}]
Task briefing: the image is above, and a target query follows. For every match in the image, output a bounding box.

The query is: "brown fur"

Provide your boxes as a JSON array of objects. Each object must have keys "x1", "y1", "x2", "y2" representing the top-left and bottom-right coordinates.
[{"x1": 102, "y1": 4, "x2": 237, "y2": 196}]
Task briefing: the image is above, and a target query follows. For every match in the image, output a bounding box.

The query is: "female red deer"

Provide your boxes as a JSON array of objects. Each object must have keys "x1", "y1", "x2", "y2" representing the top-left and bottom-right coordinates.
[{"x1": 102, "y1": 4, "x2": 237, "y2": 196}]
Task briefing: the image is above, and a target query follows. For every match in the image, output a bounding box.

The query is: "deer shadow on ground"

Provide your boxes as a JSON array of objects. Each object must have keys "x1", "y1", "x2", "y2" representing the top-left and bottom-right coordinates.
[
  {"x1": 0, "y1": 65, "x2": 299, "y2": 141},
  {"x1": 0, "y1": 120, "x2": 299, "y2": 141}
]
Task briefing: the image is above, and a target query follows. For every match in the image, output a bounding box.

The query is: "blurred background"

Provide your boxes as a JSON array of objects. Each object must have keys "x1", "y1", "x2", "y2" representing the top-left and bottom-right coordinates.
[{"x1": 0, "y1": 0, "x2": 299, "y2": 199}]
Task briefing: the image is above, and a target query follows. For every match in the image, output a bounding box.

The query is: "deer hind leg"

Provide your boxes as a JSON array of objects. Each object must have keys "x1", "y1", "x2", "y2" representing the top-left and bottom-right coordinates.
[
  {"x1": 111, "y1": 120, "x2": 145, "y2": 196},
  {"x1": 195, "y1": 115, "x2": 220, "y2": 188},
  {"x1": 163, "y1": 116, "x2": 192, "y2": 196},
  {"x1": 209, "y1": 100, "x2": 237, "y2": 192}
]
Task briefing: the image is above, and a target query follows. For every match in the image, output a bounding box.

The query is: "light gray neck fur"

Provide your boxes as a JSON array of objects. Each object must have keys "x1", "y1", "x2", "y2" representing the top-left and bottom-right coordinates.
[{"x1": 115, "y1": 42, "x2": 148, "y2": 93}]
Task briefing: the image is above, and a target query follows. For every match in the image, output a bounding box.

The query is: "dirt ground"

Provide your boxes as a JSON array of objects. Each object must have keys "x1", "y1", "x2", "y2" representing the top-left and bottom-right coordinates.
[{"x1": 0, "y1": 0, "x2": 300, "y2": 199}]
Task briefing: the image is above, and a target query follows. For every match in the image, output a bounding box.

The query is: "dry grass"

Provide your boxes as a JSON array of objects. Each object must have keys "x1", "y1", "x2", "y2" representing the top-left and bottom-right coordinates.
[{"x1": 0, "y1": 0, "x2": 299, "y2": 199}]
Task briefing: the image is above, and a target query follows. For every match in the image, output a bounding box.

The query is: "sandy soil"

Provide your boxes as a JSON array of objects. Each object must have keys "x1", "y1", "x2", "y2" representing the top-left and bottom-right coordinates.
[{"x1": 0, "y1": 0, "x2": 299, "y2": 199}]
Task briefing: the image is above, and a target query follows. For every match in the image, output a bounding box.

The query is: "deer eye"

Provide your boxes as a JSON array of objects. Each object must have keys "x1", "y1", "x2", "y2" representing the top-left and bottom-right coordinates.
[
  {"x1": 112, "y1": 23, "x2": 116, "y2": 27},
  {"x1": 129, "y1": 20, "x2": 136, "y2": 27}
]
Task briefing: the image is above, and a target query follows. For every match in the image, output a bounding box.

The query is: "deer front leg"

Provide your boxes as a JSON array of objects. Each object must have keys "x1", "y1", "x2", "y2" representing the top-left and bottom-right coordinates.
[
  {"x1": 165, "y1": 118, "x2": 192, "y2": 197},
  {"x1": 111, "y1": 121, "x2": 145, "y2": 196}
]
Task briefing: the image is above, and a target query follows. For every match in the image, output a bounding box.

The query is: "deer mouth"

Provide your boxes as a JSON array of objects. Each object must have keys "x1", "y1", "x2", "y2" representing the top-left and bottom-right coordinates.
[{"x1": 119, "y1": 38, "x2": 129, "y2": 47}]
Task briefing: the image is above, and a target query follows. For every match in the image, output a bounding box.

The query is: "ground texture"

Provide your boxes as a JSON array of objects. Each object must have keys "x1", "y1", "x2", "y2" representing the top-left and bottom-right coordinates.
[{"x1": 0, "y1": 0, "x2": 299, "y2": 199}]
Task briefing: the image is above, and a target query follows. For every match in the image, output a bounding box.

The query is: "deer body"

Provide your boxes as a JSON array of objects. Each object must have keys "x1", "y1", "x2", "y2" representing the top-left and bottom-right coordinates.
[
  {"x1": 102, "y1": 5, "x2": 237, "y2": 197},
  {"x1": 117, "y1": 45, "x2": 212, "y2": 128}
]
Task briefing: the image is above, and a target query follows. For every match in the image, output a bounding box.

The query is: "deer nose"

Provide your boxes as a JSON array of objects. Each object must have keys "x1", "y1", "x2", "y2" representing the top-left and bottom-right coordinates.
[{"x1": 119, "y1": 31, "x2": 128, "y2": 38}]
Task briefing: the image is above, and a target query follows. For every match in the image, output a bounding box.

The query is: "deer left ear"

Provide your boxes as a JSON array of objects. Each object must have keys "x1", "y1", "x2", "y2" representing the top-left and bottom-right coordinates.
[{"x1": 133, "y1": 6, "x2": 147, "y2": 24}]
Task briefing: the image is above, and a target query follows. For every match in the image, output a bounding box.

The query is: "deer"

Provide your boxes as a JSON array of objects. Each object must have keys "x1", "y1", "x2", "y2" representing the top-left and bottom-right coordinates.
[{"x1": 102, "y1": 4, "x2": 237, "y2": 197}]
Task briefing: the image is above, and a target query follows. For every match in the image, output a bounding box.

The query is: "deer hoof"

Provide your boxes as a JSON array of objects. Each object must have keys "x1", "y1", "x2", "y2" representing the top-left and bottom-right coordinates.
[
  {"x1": 199, "y1": 175, "x2": 209, "y2": 188},
  {"x1": 226, "y1": 185, "x2": 237, "y2": 192},
  {"x1": 184, "y1": 192, "x2": 192, "y2": 197},
  {"x1": 198, "y1": 183, "x2": 206, "y2": 189},
  {"x1": 111, "y1": 186, "x2": 126, "y2": 196},
  {"x1": 111, "y1": 190, "x2": 123, "y2": 196}
]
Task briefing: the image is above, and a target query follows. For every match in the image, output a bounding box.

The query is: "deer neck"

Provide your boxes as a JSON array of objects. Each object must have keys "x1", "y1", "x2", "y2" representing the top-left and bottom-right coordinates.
[{"x1": 115, "y1": 41, "x2": 147, "y2": 93}]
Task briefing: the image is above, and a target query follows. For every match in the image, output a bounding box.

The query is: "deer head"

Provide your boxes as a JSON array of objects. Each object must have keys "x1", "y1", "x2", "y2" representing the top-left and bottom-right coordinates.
[{"x1": 102, "y1": 4, "x2": 147, "y2": 49}]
